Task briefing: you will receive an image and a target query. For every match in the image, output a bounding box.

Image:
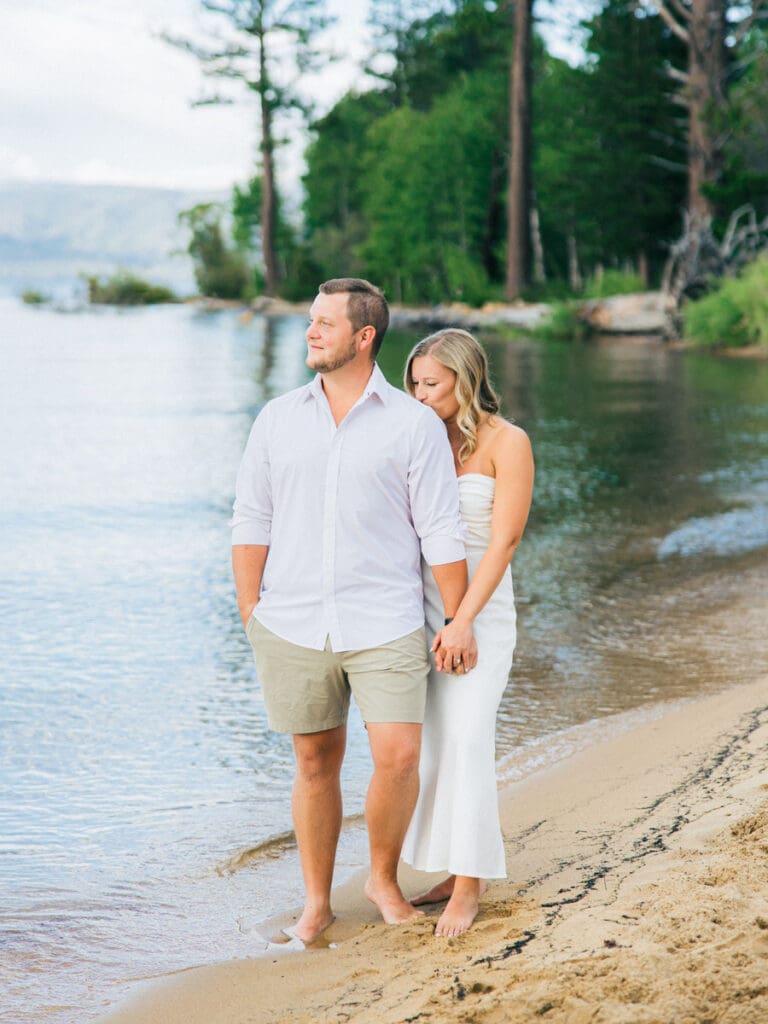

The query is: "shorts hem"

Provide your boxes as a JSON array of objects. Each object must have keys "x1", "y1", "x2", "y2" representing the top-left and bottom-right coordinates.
[{"x1": 268, "y1": 715, "x2": 349, "y2": 735}]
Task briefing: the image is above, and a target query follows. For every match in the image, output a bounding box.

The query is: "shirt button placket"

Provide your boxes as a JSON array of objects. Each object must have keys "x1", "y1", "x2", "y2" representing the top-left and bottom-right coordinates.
[{"x1": 323, "y1": 429, "x2": 343, "y2": 650}]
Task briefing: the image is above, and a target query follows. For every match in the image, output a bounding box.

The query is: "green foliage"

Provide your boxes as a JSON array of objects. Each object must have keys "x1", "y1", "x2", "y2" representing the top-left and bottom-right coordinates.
[
  {"x1": 360, "y1": 68, "x2": 506, "y2": 305},
  {"x1": 370, "y1": 0, "x2": 510, "y2": 111},
  {"x1": 293, "y1": 0, "x2": 766, "y2": 303},
  {"x1": 534, "y1": 1, "x2": 686, "y2": 284},
  {"x1": 21, "y1": 289, "x2": 48, "y2": 305},
  {"x1": 232, "y1": 174, "x2": 317, "y2": 297},
  {"x1": 684, "y1": 255, "x2": 768, "y2": 348},
  {"x1": 532, "y1": 302, "x2": 589, "y2": 342},
  {"x1": 86, "y1": 273, "x2": 179, "y2": 305},
  {"x1": 583, "y1": 269, "x2": 646, "y2": 298},
  {"x1": 179, "y1": 203, "x2": 251, "y2": 300},
  {"x1": 302, "y1": 91, "x2": 390, "y2": 282},
  {"x1": 704, "y1": 39, "x2": 768, "y2": 228}
]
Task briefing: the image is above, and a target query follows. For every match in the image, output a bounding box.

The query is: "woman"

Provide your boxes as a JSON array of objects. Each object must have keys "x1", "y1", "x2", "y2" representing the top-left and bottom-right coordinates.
[{"x1": 400, "y1": 328, "x2": 534, "y2": 937}]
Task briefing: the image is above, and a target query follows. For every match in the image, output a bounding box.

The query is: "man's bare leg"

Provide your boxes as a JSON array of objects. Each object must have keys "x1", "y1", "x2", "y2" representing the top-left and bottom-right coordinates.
[
  {"x1": 364, "y1": 722, "x2": 425, "y2": 924},
  {"x1": 290, "y1": 724, "x2": 347, "y2": 944}
]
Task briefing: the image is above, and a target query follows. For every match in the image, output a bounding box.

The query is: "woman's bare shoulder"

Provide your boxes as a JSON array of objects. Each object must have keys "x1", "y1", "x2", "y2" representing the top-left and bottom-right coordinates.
[{"x1": 488, "y1": 416, "x2": 531, "y2": 451}]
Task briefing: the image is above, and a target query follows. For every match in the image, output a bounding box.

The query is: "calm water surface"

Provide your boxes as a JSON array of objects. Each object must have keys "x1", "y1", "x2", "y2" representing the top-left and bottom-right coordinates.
[{"x1": 1, "y1": 298, "x2": 767, "y2": 1023}]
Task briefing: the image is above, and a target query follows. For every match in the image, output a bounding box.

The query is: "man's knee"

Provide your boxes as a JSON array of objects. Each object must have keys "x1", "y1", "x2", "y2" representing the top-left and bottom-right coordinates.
[
  {"x1": 293, "y1": 728, "x2": 346, "y2": 783},
  {"x1": 368, "y1": 724, "x2": 421, "y2": 779}
]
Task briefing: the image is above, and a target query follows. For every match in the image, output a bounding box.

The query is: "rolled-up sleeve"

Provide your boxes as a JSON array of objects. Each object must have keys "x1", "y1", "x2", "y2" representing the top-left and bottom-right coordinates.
[
  {"x1": 230, "y1": 406, "x2": 272, "y2": 546},
  {"x1": 408, "y1": 409, "x2": 466, "y2": 566}
]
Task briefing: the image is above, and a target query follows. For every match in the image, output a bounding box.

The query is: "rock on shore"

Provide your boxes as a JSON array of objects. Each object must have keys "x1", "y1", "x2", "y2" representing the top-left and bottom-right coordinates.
[{"x1": 576, "y1": 290, "x2": 674, "y2": 335}]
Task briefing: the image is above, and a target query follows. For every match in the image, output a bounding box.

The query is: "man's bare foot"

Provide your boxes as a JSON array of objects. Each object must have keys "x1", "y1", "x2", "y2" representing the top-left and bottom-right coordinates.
[
  {"x1": 365, "y1": 877, "x2": 425, "y2": 924},
  {"x1": 411, "y1": 875, "x2": 456, "y2": 905},
  {"x1": 290, "y1": 907, "x2": 335, "y2": 945},
  {"x1": 434, "y1": 877, "x2": 482, "y2": 937}
]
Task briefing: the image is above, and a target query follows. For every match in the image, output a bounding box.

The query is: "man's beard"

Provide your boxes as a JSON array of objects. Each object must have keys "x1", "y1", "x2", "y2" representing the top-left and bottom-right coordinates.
[{"x1": 307, "y1": 338, "x2": 357, "y2": 373}]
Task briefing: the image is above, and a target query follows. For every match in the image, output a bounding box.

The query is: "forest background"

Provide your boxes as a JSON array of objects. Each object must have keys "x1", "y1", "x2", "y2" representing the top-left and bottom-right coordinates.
[{"x1": 128, "y1": 1, "x2": 768, "y2": 326}]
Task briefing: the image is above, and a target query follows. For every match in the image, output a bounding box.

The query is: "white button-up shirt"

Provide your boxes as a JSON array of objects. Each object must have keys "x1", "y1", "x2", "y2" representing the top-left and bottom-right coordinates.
[{"x1": 231, "y1": 364, "x2": 465, "y2": 651}]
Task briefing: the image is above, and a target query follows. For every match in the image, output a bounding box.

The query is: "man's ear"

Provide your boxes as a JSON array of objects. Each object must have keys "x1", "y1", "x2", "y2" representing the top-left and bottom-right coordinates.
[{"x1": 358, "y1": 325, "x2": 376, "y2": 355}]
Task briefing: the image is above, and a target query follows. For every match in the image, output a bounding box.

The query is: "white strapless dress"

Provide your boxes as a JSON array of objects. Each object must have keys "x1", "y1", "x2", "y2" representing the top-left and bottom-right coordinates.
[{"x1": 401, "y1": 474, "x2": 516, "y2": 879}]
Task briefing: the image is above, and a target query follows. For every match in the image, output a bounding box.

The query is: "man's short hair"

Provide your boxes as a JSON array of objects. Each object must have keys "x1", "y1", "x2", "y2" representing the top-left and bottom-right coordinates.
[{"x1": 319, "y1": 278, "x2": 389, "y2": 358}]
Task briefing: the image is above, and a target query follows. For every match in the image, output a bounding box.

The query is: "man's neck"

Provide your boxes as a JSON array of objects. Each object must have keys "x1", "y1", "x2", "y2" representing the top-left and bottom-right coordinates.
[{"x1": 320, "y1": 360, "x2": 376, "y2": 426}]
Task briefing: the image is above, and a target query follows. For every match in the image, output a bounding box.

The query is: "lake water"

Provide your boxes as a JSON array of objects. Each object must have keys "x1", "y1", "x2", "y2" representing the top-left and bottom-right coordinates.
[{"x1": 1, "y1": 297, "x2": 768, "y2": 1024}]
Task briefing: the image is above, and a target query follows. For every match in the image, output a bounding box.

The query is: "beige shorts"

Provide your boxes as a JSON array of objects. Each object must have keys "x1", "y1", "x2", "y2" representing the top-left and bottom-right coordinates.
[{"x1": 246, "y1": 616, "x2": 429, "y2": 734}]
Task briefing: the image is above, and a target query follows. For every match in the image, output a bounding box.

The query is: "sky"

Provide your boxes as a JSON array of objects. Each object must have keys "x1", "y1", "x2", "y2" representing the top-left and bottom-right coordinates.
[{"x1": 1, "y1": 0, "x2": 586, "y2": 196}]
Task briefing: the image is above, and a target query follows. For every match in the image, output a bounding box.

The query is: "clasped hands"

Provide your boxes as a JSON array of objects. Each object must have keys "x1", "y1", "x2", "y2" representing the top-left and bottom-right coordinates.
[{"x1": 431, "y1": 617, "x2": 477, "y2": 675}]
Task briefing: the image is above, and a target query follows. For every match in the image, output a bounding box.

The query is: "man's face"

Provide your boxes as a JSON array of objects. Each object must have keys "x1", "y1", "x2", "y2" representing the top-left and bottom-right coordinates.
[{"x1": 306, "y1": 292, "x2": 360, "y2": 374}]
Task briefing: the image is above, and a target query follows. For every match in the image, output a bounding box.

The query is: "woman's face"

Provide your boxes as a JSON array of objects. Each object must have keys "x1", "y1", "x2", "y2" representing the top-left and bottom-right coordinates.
[{"x1": 410, "y1": 354, "x2": 459, "y2": 422}]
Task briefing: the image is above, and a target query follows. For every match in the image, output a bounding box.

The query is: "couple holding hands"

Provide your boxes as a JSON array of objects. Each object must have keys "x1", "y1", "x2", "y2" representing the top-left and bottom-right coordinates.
[{"x1": 231, "y1": 278, "x2": 534, "y2": 944}]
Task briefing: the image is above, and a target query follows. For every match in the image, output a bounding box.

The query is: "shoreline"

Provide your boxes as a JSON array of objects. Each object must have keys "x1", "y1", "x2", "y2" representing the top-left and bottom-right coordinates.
[{"x1": 101, "y1": 675, "x2": 768, "y2": 1023}]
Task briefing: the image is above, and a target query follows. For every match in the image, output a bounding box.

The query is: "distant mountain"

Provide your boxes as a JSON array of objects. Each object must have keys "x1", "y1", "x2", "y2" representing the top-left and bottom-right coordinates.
[{"x1": 0, "y1": 181, "x2": 227, "y2": 295}]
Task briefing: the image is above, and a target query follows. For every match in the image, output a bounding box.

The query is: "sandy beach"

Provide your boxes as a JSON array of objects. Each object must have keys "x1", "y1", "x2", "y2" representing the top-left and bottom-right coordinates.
[{"x1": 102, "y1": 675, "x2": 768, "y2": 1024}]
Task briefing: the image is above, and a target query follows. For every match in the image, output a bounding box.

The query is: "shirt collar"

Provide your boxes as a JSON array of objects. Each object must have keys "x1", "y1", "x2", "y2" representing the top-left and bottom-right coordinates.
[{"x1": 305, "y1": 363, "x2": 391, "y2": 405}]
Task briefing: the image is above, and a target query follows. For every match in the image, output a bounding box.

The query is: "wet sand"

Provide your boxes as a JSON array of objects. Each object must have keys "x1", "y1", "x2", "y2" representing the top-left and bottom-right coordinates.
[{"x1": 102, "y1": 674, "x2": 768, "y2": 1024}]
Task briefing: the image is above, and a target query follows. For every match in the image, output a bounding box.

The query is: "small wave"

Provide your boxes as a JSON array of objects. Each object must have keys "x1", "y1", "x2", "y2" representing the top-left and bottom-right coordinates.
[
  {"x1": 216, "y1": 830, "x2": 297, "y2": 875},
  {"x1": 657, "y1": 504, "x2": 768, "y2": 560},
  {"x1": 217, "y1": 812, "x2": 367, "y2": 876}
]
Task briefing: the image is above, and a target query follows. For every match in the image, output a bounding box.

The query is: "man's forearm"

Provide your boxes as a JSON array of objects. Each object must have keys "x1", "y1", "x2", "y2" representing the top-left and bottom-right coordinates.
[
  {"x1": 232, "y1": 544, "x2": 269, "y2": 625},
  {"x1": 429, "y1": 559, "x2": 469, "y2": 620}
]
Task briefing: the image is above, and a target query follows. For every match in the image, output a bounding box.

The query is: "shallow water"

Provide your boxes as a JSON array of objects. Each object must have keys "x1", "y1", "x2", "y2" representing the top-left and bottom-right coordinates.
[{"x1": 1, "y1": 299, "x2": 767, "y2": 1023}]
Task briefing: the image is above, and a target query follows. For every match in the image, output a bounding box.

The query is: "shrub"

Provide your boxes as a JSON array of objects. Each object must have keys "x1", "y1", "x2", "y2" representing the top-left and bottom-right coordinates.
[
  {"x1": 532, "y1": 301, "x2": 589, "y2": 341},
  {"x1": 86, "y1": 273, "x2": 180, "y2": 306},
  {"x1": 21, "y1": 289, "x2": 48, "y2": 305},
  {"x1": 179, "y1": 203, "x2": 251, "y2": 301},
  {"x1": 583, "y1": 268, "x2": 645, "y2": 298},
  {"x1": 684, "y1": 254, "x2": 768, "y2": 348}
]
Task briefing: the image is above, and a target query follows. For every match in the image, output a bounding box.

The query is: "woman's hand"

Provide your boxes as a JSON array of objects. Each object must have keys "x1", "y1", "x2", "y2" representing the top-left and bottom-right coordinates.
[{"x1": 432, "y1": 618, "x2": 478, "y2": 675}]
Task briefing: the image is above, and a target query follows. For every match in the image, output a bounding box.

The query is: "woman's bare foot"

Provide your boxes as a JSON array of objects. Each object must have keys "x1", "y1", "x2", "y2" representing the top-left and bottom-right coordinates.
[
  {"x1": 290, "y1": 907, "x2": 335, "y2": 945},
  {"x1": 434, "y1": 877, "x2": 482, "y2": 937},
  {"x1": 365, "y1": 877, "x2": 425, "y2": 924},
  {"x1": 411, "y1": 875, "x2": 456, "y2": 905}
]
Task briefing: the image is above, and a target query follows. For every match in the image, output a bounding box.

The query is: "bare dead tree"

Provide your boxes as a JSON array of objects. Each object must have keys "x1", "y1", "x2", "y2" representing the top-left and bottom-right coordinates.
[{"x1": 640, "y1": 0, "x2": 768, "y2": 222}]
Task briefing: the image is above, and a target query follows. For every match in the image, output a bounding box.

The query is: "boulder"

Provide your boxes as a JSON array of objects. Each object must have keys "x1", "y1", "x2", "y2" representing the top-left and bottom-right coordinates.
[{"x1": 577, "y1": 291, "x2": 674, "y2": 335}]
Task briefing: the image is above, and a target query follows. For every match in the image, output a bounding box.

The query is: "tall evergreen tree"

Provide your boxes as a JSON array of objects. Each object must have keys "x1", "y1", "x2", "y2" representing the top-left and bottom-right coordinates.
[
  {"x1": 165, "y1": 0, "x2": 333, "y2": 296},
  {"x1": 505, "y1": 0, "x2": 534, "y2": 299}
]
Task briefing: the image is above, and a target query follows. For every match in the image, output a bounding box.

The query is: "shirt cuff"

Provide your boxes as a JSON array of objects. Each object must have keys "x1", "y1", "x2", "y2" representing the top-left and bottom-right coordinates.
[
  {"x1": 231, "y1": 522, "x2": 271, "y2": 546},
  {"x1": 421, "y1": 535, "x2": 466, "y2": 566}
]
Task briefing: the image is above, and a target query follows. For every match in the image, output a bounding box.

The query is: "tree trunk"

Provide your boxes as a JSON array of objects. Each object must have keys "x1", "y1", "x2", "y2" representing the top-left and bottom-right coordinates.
[
  {"x1": 258, "y1": 31, "x2": 280, "y2": 296},
  {"x1": 686, "y1": 0, "x2": 727, "y2": 220},
  {"x1": 567, "y1": 234, "x2": 582, "y2": 293},
  {"x1": 505, "y1": 0, "x2": 533, "y2": 300},
  {"x1": 531, "y1": 205, "x2": 546, "y2": 284}
]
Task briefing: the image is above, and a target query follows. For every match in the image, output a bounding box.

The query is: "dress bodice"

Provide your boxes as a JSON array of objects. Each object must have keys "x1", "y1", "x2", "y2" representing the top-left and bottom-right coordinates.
[
  {"x1": 458, "y1": 473, "x2": 496, "y2": 550},
  {"x1": 422, "y1": 473, "x2": 514, "y2": 634}
]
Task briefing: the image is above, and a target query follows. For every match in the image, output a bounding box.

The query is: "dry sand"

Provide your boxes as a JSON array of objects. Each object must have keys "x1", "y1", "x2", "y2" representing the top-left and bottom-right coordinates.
[{"x1": 102, "y1": 677, "x2": 768, "y2": 1024}]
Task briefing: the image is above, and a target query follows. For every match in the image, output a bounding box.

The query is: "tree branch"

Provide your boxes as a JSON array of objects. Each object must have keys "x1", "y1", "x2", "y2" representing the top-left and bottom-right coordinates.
[
  {"x1": 666, "y1": 0, "x2": 692, "y2": 24},
  {"x1": 647, "y1": 0, "x2": 691, "y2": 44},
  {"x1": 733, "y1": 0, "x2": 768, "y2": 44},
  {"x1": 666, "y1": 64, "x2": 689, "y2": 84}
]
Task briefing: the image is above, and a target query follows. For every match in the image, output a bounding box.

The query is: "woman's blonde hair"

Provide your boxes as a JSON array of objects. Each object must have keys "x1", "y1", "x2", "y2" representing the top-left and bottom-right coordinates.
[{"x1": 404, "y1": 328, "x2": 501, "y2": 464}]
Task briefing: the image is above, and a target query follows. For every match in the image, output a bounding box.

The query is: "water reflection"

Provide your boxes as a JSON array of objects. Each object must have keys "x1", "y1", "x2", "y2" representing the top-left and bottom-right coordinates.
[{"x1": 1, "y1": 300, "x2": 768, "y2": 1024}]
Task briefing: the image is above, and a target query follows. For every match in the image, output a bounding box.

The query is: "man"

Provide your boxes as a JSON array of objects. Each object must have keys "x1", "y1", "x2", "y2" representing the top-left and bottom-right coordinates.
[{"x1": 231, "y1": 278, "x2": 476, "y2": 945}]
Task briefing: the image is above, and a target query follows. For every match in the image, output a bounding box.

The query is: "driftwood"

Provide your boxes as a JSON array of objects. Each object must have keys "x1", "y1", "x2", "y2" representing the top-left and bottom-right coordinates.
[
  {"x1": 661, "y1": 205, "x2": 768, "y2": 337},
  {"x1": 662, "y1": 205, "x2": 768, "y2": 303}
]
